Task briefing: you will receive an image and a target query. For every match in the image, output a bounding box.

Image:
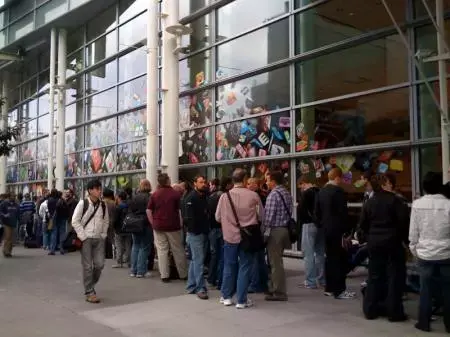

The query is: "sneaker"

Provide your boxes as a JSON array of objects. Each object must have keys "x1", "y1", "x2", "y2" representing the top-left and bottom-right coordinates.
[
  {"x1": 143, "y1": 272, "x2": 152, "y2": 278},
  {"x1": 299, "y1": 281, "x2": 317, "y2": 289},
  {"x1": 85, "y1": 294, "x2": 101, "y2": 303},
  {"x1": 335, "y1": 290, "x2": 356, "y2": 299},
  {"x1": 324, "y1": 292, "x2": 333, "y2": 297},
  {"x1": 161, "y1": 278, "x2": 170, "y2": 283},
  {"x1": 129, "y1": 273, "x2": 136, "y2": 278},
  {"x1": 197, "y1": 292, "x2": 209, "y2": 300},
  {"x1": 136, "y1": 274, "x2": 144, "y2": 278},
  {"x1": 221, "y1": 298, "x2": 233, "y2": 306},
  {"x1": 360, "y1": 281, "x2": 368, "y2": 287},
  {"x1": 236, "y1": 299, "x2": 253, "y2": 309}
]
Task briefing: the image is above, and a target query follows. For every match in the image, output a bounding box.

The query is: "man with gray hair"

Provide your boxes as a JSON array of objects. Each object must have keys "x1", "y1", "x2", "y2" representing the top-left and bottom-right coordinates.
[{"x1": 216, "y1": 168, "x2": 264, "y2": 309}]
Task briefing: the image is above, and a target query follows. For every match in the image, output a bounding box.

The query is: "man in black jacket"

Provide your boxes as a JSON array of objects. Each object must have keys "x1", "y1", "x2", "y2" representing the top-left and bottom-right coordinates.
[
  {"x1": 183, "y1": 175, "x2": 210, "y2": 300},
  {"x1": 315, "y1": 168, "x2": 354, "y2": 299}
]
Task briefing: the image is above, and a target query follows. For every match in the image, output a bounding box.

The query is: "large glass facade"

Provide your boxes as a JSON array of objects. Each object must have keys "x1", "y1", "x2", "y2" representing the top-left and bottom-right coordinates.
[{"x1": 4, "y1": 0, "x2": 450, "y2": 202}]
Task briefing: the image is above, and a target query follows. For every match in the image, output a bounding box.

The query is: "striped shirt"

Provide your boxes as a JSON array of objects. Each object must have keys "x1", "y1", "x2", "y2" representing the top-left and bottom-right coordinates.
[
  {"x1": 263, "y1": 185, "x2": 293, "y2": 229},
  {"x1": 19, "y1": 200, "x2": 35, "y2": 215}
]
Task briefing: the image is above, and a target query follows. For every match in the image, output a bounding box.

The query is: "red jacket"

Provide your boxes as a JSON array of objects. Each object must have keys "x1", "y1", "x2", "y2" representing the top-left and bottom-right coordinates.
[{"x1": 147, "y1": 186, "x2": 182, "y2": 232}]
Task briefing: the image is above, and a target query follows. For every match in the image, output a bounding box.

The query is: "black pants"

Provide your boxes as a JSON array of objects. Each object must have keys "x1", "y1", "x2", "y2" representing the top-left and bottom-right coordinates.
[
  {"x1": 363, "y1": 245, "x2": 405, "y2": 320},
  {"x1": 417, "y1": 259, "x2": 450, "y2": 332},
  {"x1": 325, "y1": 236, "x2": 348, "y2": 296}
]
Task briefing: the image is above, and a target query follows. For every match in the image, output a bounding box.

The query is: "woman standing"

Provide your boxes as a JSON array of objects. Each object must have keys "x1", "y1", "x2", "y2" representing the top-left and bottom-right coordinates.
[{"x1": 359, "y1": 174, "x2": 409, "y2": 321}]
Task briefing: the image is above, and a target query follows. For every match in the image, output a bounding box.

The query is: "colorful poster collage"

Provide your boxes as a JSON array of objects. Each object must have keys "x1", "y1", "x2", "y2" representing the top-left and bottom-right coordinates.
[
  {"x1": 118, "y1": 109, "x2": 147, "y2": 143},
  {"x1": 117, "y1": 141, "x2": 146, "y2": 172},
  {"x1": 83, "y1": 146, "x2": 116, "y2": 175},
  {"x1": 179, "y1": 127, "x2": 212, "y2": 164},
  {"x1": 65, "y1": 153, "x2": 82, "y2": 177}
]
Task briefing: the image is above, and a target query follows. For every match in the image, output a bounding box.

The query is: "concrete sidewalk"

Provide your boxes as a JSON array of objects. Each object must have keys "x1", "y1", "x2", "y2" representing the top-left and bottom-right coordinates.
[{"x1": 0, "y1": 247, "x2": 447, "y2": 337}]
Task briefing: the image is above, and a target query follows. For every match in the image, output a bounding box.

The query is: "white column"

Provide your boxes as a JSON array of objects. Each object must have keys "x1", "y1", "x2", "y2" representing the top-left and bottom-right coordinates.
[
  {"x1": 48, "y1": 28, "x2": 57, "y2": 190},
  {"x1": 0, "y1": 73, "x2": 9, "y2": 194},
  {"x1": 146, "y1": 0, "x2": 159, "y2": 189},
  {"x1": 161, "y1": 0, "x2": 180, "y2": 184},
  {"x1": 437, "y1": 0, "x2": 449, "y2": 182},
  {"x1": 55, "y1": 29, "x2": 67, "y2": 191}
]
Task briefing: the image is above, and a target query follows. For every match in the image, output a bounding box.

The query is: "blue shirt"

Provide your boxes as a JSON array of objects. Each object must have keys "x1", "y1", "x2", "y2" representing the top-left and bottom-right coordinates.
[
  {"x1": 20, "y1": 200, "x2": 35, "y2": 215},
  {"x1": 263, "y1": 185, "x2": 293, "y2": 229}
]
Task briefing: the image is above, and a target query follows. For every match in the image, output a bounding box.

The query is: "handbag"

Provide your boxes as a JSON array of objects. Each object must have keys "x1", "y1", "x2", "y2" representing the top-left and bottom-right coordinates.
[
  {"x1": 274, "y1": 191, "x2": 298, "y2": 244},
  {"x1": 122, "y1": 212, "x2": 147, "y2": 233},
  {"x1": 226, "y1": 192, "x2": 264, "y2": 253}
]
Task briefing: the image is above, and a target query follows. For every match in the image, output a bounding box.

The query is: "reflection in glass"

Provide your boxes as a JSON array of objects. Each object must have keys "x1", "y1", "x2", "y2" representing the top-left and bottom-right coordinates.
[
  {"x1": 86, "y1": 60, "x2": 118, "y2": 93},
  {"x1": 37, "y1": 113, "x2": 50, "y2": 135},
  {"x1": 66, "y1": 102, "x2": 84, "y2": 127},
  {"x1": 117, "y1": 140, "x2": 146, "y2": 171},
  {"x1": 217, "y1": 0, "x2": 289, "y2": 41},
  {"x1": 38, "y1": 72, "x2": 50, "y2": 94},
  {"x1": 116, "y1": 173, "x2": 145, "y2": 191},
  {"x1": 9, "y1": 13, "x2": 33, "y2": 41},
  {"x1": 179, "y1": 51, "x2": 211, "y2": 91},
  {"x1": 7, "y1": 150, "x2": 17, "y2": 166},
  {"x1": 216, "y1": 112, "x2": 291, "y2": 162},
  {"x1": 65, "y1": 128, "x2": 84, "y2": 153},
  {"x1": 20, "y1": 99, "x2": 37, "y2": 120},
  {"x1": 179, "y1": 90, "x2": 212, "y2": 129},
  {"x1": 19, "y1": 141, "x2": 36, "y2": 162},
  {"x1": 419, "y1": 144, "x2": 445, "y2": 194},
  {"x1": 182, "y1": 14, "x2": 211, "y2": 53},
  {"x1": 19, "y1": 118, "x2": 37, "y2": 141},
  {"x1": 66, "y1": 76, "x2": 84, "y2": 103},
  {"x1": 295, "y1": 149, "x2": 412, "y2": 202},
  {"x1": 18, "y1": 162, "x2": 36, "y2": 182},
  {"x1": 86, "y1": 5, "x2": 116, "y2": 41},
  {"x1": 179, "y1": 0, "x2": 210, "y2": 19},
  {"x1": 6, "y1": 166, "x2": 18, "y2": 183},
  {"x1": 216, "y1": 67, "x2": 290, "y2": 122},
  {"x1": 119, "y1": 13, "x2": 147, "y2": 51},
  {"x1": 37, "y1": 160, "x2": 49, "y2": 180},
  {"x1": 65, "y1": 152, "x2": 82, "y2": 177},
  {"x1": 86, "y1": 88, "x2": 117, "y2": 120},
  {"x1": 85, "y1": 118, "x2": 117, "y2": 147},
  {"x1": 83, "y1": 146, "x2": 116, "y2": 175},
  {"x1": 86, "y1": 31, "x2": 117, "y2": 66},
  {"x1": 179, "y1": 127, "x2": 212, "y2": 164},
  {"x1": 295, "y1": 88, "x2": 410, "y2": 153},
  {"x1": 67, "y1": 49, "x2": 84, "y2": 77},
  {"x1": 119, "y1": 49, "x2": 146, "y2": 82},
  {"x1": 37, "y1": 138, "x2": 48, "y2": 159},
  {"x1": 414, "y1": 0, "x2": 450, "y2": 18},
  {"x1": 118, "y1": 109, "x2": 146, "y2": 143},
  {"x1": 417, "y1": 81, "x2": 445, "y2": 139},
  {"x1": 119, "y1": 0, "x2": 146, "y2": 23},
  {"x1": 36, "y1": 0, "x2": 68, "y2": 27},
  {"x1": 296, "y1": 35, "x2": 407, "y2": 104},
  {"x1": 118, "y1": 76, "x2": 147, "y2": 111}
]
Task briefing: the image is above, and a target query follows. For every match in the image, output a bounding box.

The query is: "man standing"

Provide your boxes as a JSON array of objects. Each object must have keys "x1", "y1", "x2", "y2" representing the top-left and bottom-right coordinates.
[
  {"x1": 72, "y1": 180, "x2": 109, "y2": 303},
  {"x1": 19, "y1": 193, "x2": 35, "y2": 238},
  {"x1": 148, "y1": 173, "x2": 188, "y2": 283},
  {"x1": 183, "y1": 175, "x2": 210, "y2": 300},
  {"x1": 315, "y1": 168, "x2": 354, "y2": 299},
  {"x1": 0, "y1": 193, "x2": 19, "y2": 257},
  {"x1": 50, "y1": 191, "x2": 69, "y2": 255}
]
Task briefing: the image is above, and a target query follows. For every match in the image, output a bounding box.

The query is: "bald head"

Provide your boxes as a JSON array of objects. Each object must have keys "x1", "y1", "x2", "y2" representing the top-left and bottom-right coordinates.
[{"x1": 232, "y1": 168, "x2": 247, "y2": 184}]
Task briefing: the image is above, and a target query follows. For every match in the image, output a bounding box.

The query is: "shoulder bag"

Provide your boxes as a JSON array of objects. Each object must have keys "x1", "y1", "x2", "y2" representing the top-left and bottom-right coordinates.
[
  {"x1": 226, "y1": 192, "x2": 264, "y2": 253},
  {"x1": 274, "y1": 190, "x2": 299, "y2": 244}
]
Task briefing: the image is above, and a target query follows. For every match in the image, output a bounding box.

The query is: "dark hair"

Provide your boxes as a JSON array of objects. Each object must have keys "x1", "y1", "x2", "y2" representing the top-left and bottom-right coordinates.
[
  {"x1": 269, "y1": 171, "x2": 284, "y2": 185},
  {"x1": 297, "y1": 175, "x2": 315, "y2": 186},
  {"x1": 210, "y1": 178, "x2": 220, "y2": 187},
  {"x1": 118, "y1": 191, "x2": 128, "y2": 201},
  {"x1": 232, "y1": 168, "x2": 247, "y2": 184},
  {"x1": 370, "y1": 174, "x2": 387, "y2": 193},
  {"x1": 103, "y1": 188, "x2": 114, "y2": 199},
  {"x1": 158, "y1": 173, "x2": 170, "y2": 187},
  {"x1": 57, "y1": 191, "x2": 63, "y2": 198},
  {"x1": 384, "y1": 173, "x2": 397, "y2": 189},
  {"x1": 220, "y1": 177, "x2": 233, "y2": 192},
  {"x1": 194, "y1": 175, "x2": 206, "y2": 183},
  {"x1": 50, "y1": 189, "x2": 59, "y2": 198},
  {"x1": 422, "y1": 171, "x2": 443, "y2": 195},
  {"x1": 124, "y1": 187, "x2": 133, "y2": 198},
  {"x1": 86, "y1": 179, "x2": 102, "y2": 191}
]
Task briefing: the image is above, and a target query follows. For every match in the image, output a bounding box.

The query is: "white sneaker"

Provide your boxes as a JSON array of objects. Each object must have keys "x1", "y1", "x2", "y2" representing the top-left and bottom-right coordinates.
[
  {"x1": 129, "y1": 273, "x2": 136, "y2": 278},
  {"x1": 143, "y1": 272, "x2": 152, "y2": 278},
  {"x1": 222, "y1": 298, "x2": 233, "y2": 306},
  {"x1": 236, "y1": 299, "x2": 253, "y2": 309},
  {"x1": 335, "y1": 290, "x2": 356, "y2": 299}
]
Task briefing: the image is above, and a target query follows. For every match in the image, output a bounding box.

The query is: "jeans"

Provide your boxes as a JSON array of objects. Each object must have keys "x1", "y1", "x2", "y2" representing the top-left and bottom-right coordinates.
[
  {"x1": 81, "y1": 238, "x2": 105, "y2": 295},
  {"x1": 221, "y1": 241, "x2": 253, "y2": 304},
  {"x1": 115, "y1": 234, "x2": 132, "y2": 265},
  {"x1": 207, "y1": 228, "x2": 224, "y2": 287},
  {"x1": 50, "y1": 219, "x2": 66, "y2": 253},
  {"x1": 186, "y1": 233, "x2": 207, "y2": 294},
  {"x1": 43, "y1": 226, "x2": 51, "y2": 249},
  {"x1": 301, "y1": 223, "x2": 325, "y2": 288},
  {"x1": 249, "y1": 249, "x2": 269, "y2": 292},
  {"x1": 131, "y1": 227, "x2": 153, "y2": 276},
  {"x1": 417, "y1": 258, "x2": 450, "y2": 331}
]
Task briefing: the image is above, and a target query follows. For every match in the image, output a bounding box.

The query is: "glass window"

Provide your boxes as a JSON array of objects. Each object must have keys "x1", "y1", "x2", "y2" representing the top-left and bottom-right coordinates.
[
  {"x1": 18, "y1": 162, "x2": 36, "y2": 182},
  {"x1": 7, "y1": 150, "x2": 17, "y2": 166},
  {"x1": 38, "y1": 94, "x2": 49, "y2": 115},
  {"x1": 216, "y1": 67, "x2": 290, "y2": 122},
  {"x1": 37, "y1": 137, "x2": 55, "y2": 160},
  {"x1": 6, "y1": 166, "x2": 18, "y2": 183},
  {"x1": 179, "y1": 50, "x2": 211, "y2": 91},
  {"x1": 37, "y1": 113, "x2": 51, "y2": 135},
  {"x1": 65, "y1": 152, "x2": 82, "y2": 177},
  {"x1": 0, "y1": 11, "x2": 6, "y2": 28},
  {"x1": 8, "y1": 108, "x2": 18, "y2": 127},
  {"x1": 67, "y1": 27, "x2": 84, "y2": 54},
  {"x1": 295, "y1": 1, "x2": 407, "y2": 54},
  {"x1": 179, "y1": 127, "x2": 213, "y2": 164},
  {"x1": 116, "y1": 173, "x2": 145, "y2": 191},
  {"x1": 217, "y1": 19, "x2": 289, "y2": 78},
  {"x1": 86, "y1": 5, "x2": 116, "y2": 41},
  {"x1": 36, "y1": 0, "x2": 68, "y2": 27},
  {"x1": 20, "y1": 78, "x2": 38, "y2": 101},
  {"x1": 179, "y1": 89, "x2": 213, "y2": 129},
  {"x1": 9, "y1": 13, "x2": 34, "y2": 41},
  {"x1": 295, "y1": 35, "x2": 408, "y2": 104},
  {"x1": 10, "y1": 0, "x2": 33, "y2": 21},
  {"x1": 414, "y1": 0, "x2": 450, "y2": 18},
  {"x1": 295, "y1": 0, "x2": 324, "y2": 8},
  {"x1": 295, "y1": 88, "x2": 410, "y2": 153},
  {"x1": 85, "y1": 117, "x2": 117, "y2": 148},
  {"x1": 119, "y1": 0, "x2": 146, "y2": 23},
  {"x1": 217, "y1": 0, "x2": 288, "y2": 41},
  {"x1": 83, "y1": 146, "x2": 116, "y2": 175},
  {"x1": 179, "y1": 0, "x2": 211, "y2": 19},
  {"x1": 119, "y1": 12, "x2": 146, "y2": 51},
  {"x1": 19, "y1": 118, "x2": 37, "y2": 141},
  {"x1": 21, "y1": 99, "x2": 38, "y2": 120},
  {"x1": 86, "y1": 31, "x2": 117, "y2": 66},
  {"x1": 70, "y1": 0, "x2": 89, "y2": 10},
  {"x1": 8, "y1": 88, "x2": 20, "y2": 107},
  {"x1": 118, "y1": 109, "x2": 146, "y2": 142},
  {"x1": 419, "y1": 144, "x2": 446, "y2": 194},
  {"x1": 0, "y1": 29, "x2": 6, "y2": 48},
  {"x1": 118, "y1": 76, "x2": 147, "y2": 111},
  {"x1": 38, "y1": 72, "x2": 50, "y2": 94},
  {"x1": 36, "y1": 160, "x2": 48, "y2": 180},
  {"x1": 66, "y1": 102, "x2": 84, "y2": 127},
  {"x1": 86, "y1": 60, "x2": 117, "y2": 94},
  {"x1": 86, "y1": 88, "x2": 117, "y2": 120},
  {"x1": 118, "y1": 49, "x2": 146, "y2": 82},
  {"x1": 295, "y1": 149, "x2": 412, "y2": 203},
  {"x1": 117, "y1": 140, "x2": 146, "y2": 171},
  {"x1": 65, "y1": 128, "x2": 84, "y2": 153},
  {"x1": 67, "y1": 49, "x2": 84, "y2": 77},
  {"x1": 19, "y1": 141, "x2": 37, "y2": 162},
  {"x1": 182, "y1": 14, "x2": 211, "y2": 52},
  {"x1": 66, "y1": 76, "x2": 84, "y2": 104},
  {"x1": 216, "y1": 111, "x2": 291, "y2": 162}
]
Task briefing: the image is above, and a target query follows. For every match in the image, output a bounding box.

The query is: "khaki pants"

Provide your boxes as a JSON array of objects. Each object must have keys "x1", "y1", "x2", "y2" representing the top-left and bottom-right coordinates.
[
  {"x1": 266, "y1": 227, "x2": 290, "y2": 297},
  {"x1": 154, "y1": 230, "x2": 187, "y2": 279},
  {"x1": 2, "y1": 226, "x2": 13, "y2": 256}
]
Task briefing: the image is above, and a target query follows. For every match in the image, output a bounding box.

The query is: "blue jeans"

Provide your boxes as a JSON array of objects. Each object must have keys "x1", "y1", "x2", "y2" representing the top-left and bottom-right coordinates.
[
  {"x1": 50, "y1": 219, "x2": 66, "y2": 253},
  {"x1": 249, "y1": 249, "x2": 269, "y2": 292},
  {"x1": 221, "y1": 241, "x2": 253, "y2": 304},
  {"x1": 207, "y1": 228, "x2": 224, "y2": 287},
  {"x1": 301, "y1": 223, "x2": 325, "y2": 288},
  {"x1": 131, "y1": 227, "x2": 153, "y2": 276},
  {"x1": 186, "y1": 233, "x2": 207, "y2": 294}
]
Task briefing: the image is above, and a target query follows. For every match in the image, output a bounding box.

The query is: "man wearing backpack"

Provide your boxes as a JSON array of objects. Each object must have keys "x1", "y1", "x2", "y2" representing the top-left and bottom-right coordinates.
[{"x1": 72, "y1": 179, "x2": 109, "y2": 303}]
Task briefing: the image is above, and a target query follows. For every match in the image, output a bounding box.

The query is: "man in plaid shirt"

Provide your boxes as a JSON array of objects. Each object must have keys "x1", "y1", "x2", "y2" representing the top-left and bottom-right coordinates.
[{"x1": 263, "y1": 171, "x2": 292, "y2": 301}]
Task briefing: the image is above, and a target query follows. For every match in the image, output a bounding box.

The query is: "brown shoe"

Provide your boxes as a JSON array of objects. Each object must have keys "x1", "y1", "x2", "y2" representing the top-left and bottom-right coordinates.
[
  {"x1": 265, "y1": 293, "x2": 287, "y2": 302},
  {"x1": 197, "y1": 292, "x2": 209, "y2": 300},
  {"x1": 85, "y1": 294, "x2": 101, "y2": 303}
]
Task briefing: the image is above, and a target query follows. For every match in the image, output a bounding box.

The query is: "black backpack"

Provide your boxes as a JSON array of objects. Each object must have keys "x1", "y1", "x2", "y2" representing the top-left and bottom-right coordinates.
[
  {"x1": 55, "y1": 200, "x2": 70, "y2": 219},
  {"x1": 81, "y1": 199, "x2": 106, "y2": 219}
]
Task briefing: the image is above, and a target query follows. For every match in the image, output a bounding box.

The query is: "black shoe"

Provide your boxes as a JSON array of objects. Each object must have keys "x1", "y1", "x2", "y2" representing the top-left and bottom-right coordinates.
[
  {"x1": 388, "y1": 315, "x2": 408, "y2": 322},
  {"x1": 48, "y1": 252, "x2": 55, "y2": 256},
  {"x1": 161, "y1": 278, "x2": 170, "y2": 283},
  {"x1": 414, "y1": 322, "x2": 431, "y2": 332},
  {"x1": 3, "y1": 253, "x2": 12, "y2": 258}
]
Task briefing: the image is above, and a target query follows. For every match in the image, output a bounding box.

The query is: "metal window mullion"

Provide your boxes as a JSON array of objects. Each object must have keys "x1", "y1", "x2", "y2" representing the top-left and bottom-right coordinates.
[{"x1": 210, "y1": 5, "x2": 217, "y2": 170}]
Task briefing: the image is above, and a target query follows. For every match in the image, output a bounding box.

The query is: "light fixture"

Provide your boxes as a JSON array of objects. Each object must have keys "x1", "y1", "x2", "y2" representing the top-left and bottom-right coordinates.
[{"x1": 165, "y1": 24, "x2": 193, "y2": 55}]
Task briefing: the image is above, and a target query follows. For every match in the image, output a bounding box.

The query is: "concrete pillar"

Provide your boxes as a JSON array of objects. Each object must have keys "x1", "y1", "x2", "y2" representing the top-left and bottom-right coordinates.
[
  {"x1": 146, "y1": 0, "x2": 159, "y2": 189},
  {"x1": 55, "y1": 29, "x2": 67, "y2": 191},
  {"x1": 161, "y1": 0, "x2": 180, "y2": 184},
  {"x1": 48, "y1": 28, "x2": 57, "y2": 190},
  {"x1": 0, "y1": 72, "x2": 9, "y2": 194}
]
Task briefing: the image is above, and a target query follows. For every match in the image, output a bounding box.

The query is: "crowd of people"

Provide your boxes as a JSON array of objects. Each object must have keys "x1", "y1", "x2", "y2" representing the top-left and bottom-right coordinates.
[{"x1": 1, "y1": 166, "x2": 450, "y2": 333}]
